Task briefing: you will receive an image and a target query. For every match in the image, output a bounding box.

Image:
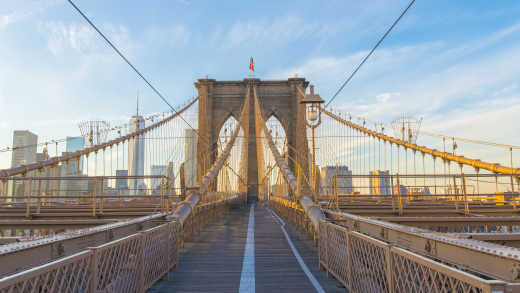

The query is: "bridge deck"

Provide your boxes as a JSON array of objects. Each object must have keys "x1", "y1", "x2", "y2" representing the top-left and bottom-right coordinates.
[{"x1": 149, "y1": 202, "x2": 343, "y2": 293}]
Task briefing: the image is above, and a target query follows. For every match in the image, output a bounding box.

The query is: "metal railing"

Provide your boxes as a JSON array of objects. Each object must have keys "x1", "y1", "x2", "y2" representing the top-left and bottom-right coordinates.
[
  {"x1": 319, "y1": 220, "x2": 513, "y2": 293},
  {"x1": 324, "y1": 173, "x2": 520, "y2": 215},
  {"x1": 0, "y1": 220, "x2": 180, "y2": 293}
]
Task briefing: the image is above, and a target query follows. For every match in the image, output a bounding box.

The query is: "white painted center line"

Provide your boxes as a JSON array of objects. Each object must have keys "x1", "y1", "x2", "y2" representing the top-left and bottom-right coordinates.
[
  {"x1": 239, "y1": 204, "x2": 255, "y2": 293},
  {"x1": 269, "y1": 207, "x2": 326, "y2": 293}
]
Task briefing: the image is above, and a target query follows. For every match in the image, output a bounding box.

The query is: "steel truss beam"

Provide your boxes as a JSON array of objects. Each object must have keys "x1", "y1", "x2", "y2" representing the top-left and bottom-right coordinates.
[{"x1": 326, "y1": 209, "x2": 520, "y2": 283}]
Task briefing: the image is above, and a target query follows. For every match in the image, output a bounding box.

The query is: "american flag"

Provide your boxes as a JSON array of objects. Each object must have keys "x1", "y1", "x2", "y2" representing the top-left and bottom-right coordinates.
[{"x1": 249, "y1": 57, "x2": 254, "y2": 72}]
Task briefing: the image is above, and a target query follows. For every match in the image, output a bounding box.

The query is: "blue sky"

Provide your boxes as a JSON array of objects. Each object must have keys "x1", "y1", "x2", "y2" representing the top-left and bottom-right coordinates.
[{"x1": 1, "y1": 0, "x2": 520, "y2": 168}]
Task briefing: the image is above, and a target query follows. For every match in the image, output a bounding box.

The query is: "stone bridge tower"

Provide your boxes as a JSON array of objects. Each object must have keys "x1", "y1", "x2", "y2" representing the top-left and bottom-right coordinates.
[{"x1": 195, "y1": 77, "x2": 310, "y2": 202}]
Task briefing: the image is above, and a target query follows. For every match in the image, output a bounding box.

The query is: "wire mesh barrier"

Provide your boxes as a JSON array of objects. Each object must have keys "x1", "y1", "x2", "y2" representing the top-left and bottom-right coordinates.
[
  {"x1": 0, "y1": 250, "x2": 93, "y2": 293},
  {"x1": 318, "y1": 220, "x2": 511, "y2": 293},
  {"x1": 0, "y1": 220, "x2": 180, "y2": 293}
]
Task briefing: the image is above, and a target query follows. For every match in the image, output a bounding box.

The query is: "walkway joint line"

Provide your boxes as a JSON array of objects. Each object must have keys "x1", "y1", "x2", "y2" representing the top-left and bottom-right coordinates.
[
  {"x1": 239, "y1": 204, "x2": 255, "y2": 293},
  {"x1": 269, "y1": 206, "x2": 326, "y2": 293}
]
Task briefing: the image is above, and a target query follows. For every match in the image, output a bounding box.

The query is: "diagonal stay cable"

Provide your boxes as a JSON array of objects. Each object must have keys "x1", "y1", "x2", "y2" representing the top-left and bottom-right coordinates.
[
  {"x1": 326, "y1": 0, "x2": 416, "y2": 108},
  {"x1": 67, "y1": 0, "x2": 205, "y2": 142}
]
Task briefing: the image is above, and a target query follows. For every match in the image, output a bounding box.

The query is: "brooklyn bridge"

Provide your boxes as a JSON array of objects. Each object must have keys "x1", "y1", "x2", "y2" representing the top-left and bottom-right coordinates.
[
  {"x1": 0, "y1": 77, "x2": 519, "y2": 292},
  {"x1": 2, "y1": 0, "x2": 520, "y2": 292}
]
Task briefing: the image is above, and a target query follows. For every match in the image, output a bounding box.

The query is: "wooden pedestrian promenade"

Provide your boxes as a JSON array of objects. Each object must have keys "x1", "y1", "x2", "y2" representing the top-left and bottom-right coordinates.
[{"x1": 148, "y1": 203, "x2": 343, "y2": 292}]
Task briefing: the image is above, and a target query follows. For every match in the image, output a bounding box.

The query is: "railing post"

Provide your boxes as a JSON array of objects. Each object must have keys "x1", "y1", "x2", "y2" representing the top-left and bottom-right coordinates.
[
  {"x1": 99, "y1": 178, "x2": 104, "y2": 214},
  {"x1": 346, "y1": 229, "x2": 353, "y2": 291},
  {"x1": 88, "y1": 248, "x2": 99, "y2": 293},
  {"x1": 462, "y1": 173, "x2": 469, "y2": 215},
  {"x1": 386, "y1": 246, "x2": 394, "y2": 293},
  {"x1": 163, "y1": 224, "x2": 171, "y2": 281},
  {"x1": 161, "y1": 177, "x2": 165, "y2": 213},
  {"x1": 25, "y1": 178, "x2": 32, "y2": 218},
  {"x1": 37, "y1": 170, "x2": 42, "y2": 213},
  {"x1": 91, "y1": 177, "x2": 97, "y2": 217},
  {"x1": 1, "y1": 179, "x2": 6, "y2": 203},
  {"x1": 324, "y1": 223, "x2": 330, "y2": 278},
  {"x1": 137, "y1": 232, "x2": 145, "y2": 293},
  {"x1": 396, "y1": 174, "x2": 403, "y2": 216}
]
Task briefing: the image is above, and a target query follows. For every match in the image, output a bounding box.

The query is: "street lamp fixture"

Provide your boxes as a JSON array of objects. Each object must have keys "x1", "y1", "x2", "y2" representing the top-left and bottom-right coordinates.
[
  {"x1": 300, "y1": 85, "x2": 325, "y2": 126},
  {"x1": 299, "y1": 85, "x2": 324, "y2": 201}
]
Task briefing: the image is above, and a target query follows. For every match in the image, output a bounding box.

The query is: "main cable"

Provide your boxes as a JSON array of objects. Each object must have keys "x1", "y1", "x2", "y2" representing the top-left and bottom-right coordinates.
[
  {"x1": 326, "y1": 0, "x2": 416, "y2": 107},
  {"x1": 67, "y1": 0, "x2": 205, "y2": 142}
]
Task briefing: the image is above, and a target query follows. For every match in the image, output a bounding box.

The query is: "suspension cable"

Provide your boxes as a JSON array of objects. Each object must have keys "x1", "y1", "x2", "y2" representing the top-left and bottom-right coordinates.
[
  {"x1": 326, "y1": 0, "x2": 416, "y2": 107},
  {"x1": 67, "y1": 0, "x2": 204, "y2": 143}
]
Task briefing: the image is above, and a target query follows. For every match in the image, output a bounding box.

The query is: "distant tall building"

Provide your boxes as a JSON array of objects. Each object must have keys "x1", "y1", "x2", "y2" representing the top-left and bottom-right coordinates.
[
  {"x1": 11, "y1": 130, "x2": 37, "y2": 168},
  {"x1": 65, "y1": 136, "x2": 85, "y2": 175},
  {"x1": 60, "y1": 151, "x2": 84, "y2": 199},
  {"x1": 369, "y1": 170, "x2": 392, "y2": 195},
  {"x1": 115, "y1": 170, "x2": 129, "y2": 193},
  {"x1": 184, "y1": 129, "x2": 197, "y2": 188},
  {"x1": 66, "y1": 136, "x2": 85, "y2": 153},
  {"x1": 128, "y1": 114, "x2": 145, "y2": 193},
  {"x1": 8, "y1": 131, "x2": 38, "y2": 197},
  {"x1": 320, "y1": 166, "x2": 353, "y2": 195},
  {"x1": 151, "y1": 165, "x2": 167, "y2": 191}
]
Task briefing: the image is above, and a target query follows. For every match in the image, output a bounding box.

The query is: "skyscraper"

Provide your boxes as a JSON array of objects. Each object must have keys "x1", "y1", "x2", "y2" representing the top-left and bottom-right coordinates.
[
  {"x1": 60, "y1": 137, "x2": 85, "y2": 199},
  {"x1": 128, "y1": 114, "x2": 145, "y2": 193},
  {"x1": 9, "y1": 131, "x2": 38, "y2": 197},
  {"x1": 320, "y1": 166, "x2": 353, "y2": 196},
  {"x1": 66, "y1": 136, "x2": 85, "y2": 153},
  {"x1": 11, "y1": 130, "x2": 37, "y2": 168},
  {"x1": 115, "y1": 170, "x2": 129, "y2": 193},
  {"x1": 184, "y1": 129, "x2": 197, "y2": 188},
  {"x1": 369, "y1": 170, "x2": 392, "y2": 195},
  {"x1": 65, "y1": 136, "x2": 85, "y2": 176},
  {"x1": 151, "y1": 165, "x2": 167, "y2": 192}
]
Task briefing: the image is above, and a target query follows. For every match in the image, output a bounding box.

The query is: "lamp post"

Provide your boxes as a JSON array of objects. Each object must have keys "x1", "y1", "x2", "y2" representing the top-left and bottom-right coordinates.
[{"x1": 299, "y1": 85, "x2": 324, "y2": 197}]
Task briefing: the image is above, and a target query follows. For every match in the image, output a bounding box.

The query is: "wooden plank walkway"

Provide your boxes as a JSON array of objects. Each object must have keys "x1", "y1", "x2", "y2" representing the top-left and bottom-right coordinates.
[{"x1": 148, "y1": 202, "x2": 344, "y2": 293}]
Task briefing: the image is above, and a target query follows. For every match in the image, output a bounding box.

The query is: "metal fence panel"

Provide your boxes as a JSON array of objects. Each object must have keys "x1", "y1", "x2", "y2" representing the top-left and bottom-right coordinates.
[
  {"x1": 167, "y1": 221, "x2": 180, "y2": 271},
  {"x1": 142, "y1": 225, "x2": 169, "y2": 290},
  {"x1": 93, "y1": 234, "x2": 142, "y2": 293},
  {"x1": 0, "y1": 250, "x2": 93, "y2": 293},
  {"x1": 318, "y1": 221, "x2": 328, "y2": 270},
  {"x1": 317, "y1": 221, "x2": 512, "y2": 293},
  {"x1": 349, "y1": 231, "x2": 390, "y2": 293},
  {"x1": 391, "y1": 247, "x2": 504, "y2": 293},
  {"x1": 326, "y1": 222, "x2": 350, "y2": 289}
]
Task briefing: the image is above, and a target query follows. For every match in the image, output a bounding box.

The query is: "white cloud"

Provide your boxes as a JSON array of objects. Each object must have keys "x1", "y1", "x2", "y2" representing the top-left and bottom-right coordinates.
[
  {"x1": 38, "y1": 21, "x2": 134, "y2": 56},
  {"x1": 39, "y1": 21, "x2": 97, "y2": 55},
  {"x1": 0, "y1": 11, "x2": 31, "y2": 29},
  {"x1": 0, "y1": 1, "x2": 63, "y2": 29},
  {"x1": 215, "y1": 15, "x2": 332, "y2": 48},
  {"x1": 0, "y1": 15, "x2": 9, "y2": 29},
  {"x1": 376, "y1": 92, "x2": 400, "y2": 103},
  {"x1": 268, "y1": 41, "x2": 444, "y2": 83},
  {"x1": 145, "y1": 25, "x2": 190, "y2": 47}
]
